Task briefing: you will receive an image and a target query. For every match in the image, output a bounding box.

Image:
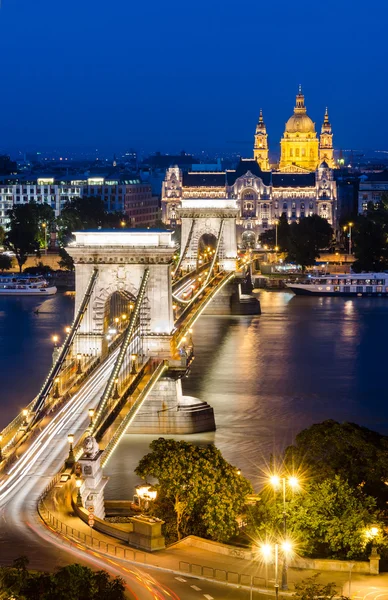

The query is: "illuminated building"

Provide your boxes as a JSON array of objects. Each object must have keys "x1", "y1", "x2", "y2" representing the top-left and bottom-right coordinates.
[{"x1": 161, "y1": 85, "x2": 337, "y2": 243}]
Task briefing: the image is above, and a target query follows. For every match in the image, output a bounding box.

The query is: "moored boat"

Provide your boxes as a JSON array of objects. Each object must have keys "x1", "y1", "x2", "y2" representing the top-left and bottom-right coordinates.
[
  {"x1": 0, "y1": 274, "x2": 57, "y2": 296},
  {"x1": 286, "y1": 273, "x2": 388, "y2": 297}
]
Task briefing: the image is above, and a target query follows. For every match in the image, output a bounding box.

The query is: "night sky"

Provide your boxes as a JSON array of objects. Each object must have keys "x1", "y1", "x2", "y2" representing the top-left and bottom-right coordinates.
[{"x1": 0, "y1": 0, "x2": 387, "y2": 155}]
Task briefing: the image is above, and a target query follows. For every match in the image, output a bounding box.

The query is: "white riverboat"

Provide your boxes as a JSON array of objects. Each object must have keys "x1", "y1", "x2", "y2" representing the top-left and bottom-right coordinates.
[
  {"x1": 286, "y1": 273, "x2": 388, "y2": 297},
  {"x1": 0, "y1": 274, "x2": 57, "y2": 296}
]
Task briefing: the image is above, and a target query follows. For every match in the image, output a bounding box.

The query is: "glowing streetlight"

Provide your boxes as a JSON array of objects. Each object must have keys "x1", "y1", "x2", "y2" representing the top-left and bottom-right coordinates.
[
  {"x1": 66, "y1": 433, "x2": 75, "y2": 468},
  {"x1": 52, "y1": 335, "x2": 59, "y2": 347},
  {"x1": 269, "y1": 474, "x2": 300, "y2": 589},
  {"x1": 76, "y1": 477, "x2": 83, "y2": 506},
  {"x1": 88, "y1": 408, "x2": 94, "y2": 427},
  {"x1": 121, "y1": 314, "x2": 127, "y2": 321},
  {"x1": 131, "y1": 353, "x2": 137, "y2": 375},
  {"x1": 259, "y1": 541, "x2": 293, "y2": 600},
  {"x1": 22, "y1": 408, "x2": 28, "y2": 427},
  {"x1": 135, "y1": 483, "x2": 158, "y2": 512},
  {"x1": 53, "y1": 376, "x2": 60, "y2": 398},
  {"x1": 76, "y1": 352, "x2": 82, "y2": 375},
  {"x1": 42, "y1": 222, "x2": 48, "y2": 254},
  {"x1": 65, "y1": 326, "x2": 71, "y2": 334},
  {"x1": 113, "y1": 377, "x2": 120, "y2": 399}
]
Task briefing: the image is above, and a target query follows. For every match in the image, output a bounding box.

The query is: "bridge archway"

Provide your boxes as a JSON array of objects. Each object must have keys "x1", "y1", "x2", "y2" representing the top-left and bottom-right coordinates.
[
  {"x1": 67, "y1": 230, "x2": 175, "y2": 357},
  {"x1": 177, "y1": 200, "x2": 238, "y2": 271}
]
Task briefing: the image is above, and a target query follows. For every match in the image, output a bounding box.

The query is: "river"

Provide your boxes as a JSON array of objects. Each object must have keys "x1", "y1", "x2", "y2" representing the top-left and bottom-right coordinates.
[{"x1": 1, "y1": 291, "x2": 387, "y2": 499}]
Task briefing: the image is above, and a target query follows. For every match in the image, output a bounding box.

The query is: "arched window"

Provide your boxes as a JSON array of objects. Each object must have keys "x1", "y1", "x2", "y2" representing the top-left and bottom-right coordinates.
[
  {"x1": 290, "y1": 148, "x2": 293, "y2": 157},
  {"x1": 295, "y1": 148, "x2": 300, "y2": 157},
  {"x1": 301, "y1": 203, "x2": 305, "y2": 209},
  {"x1": 302, "y1": 148, "x2": 306, "y2": 157},
  {"x1": 283, "y1": 202, "x2": 287, "y2": 210}
]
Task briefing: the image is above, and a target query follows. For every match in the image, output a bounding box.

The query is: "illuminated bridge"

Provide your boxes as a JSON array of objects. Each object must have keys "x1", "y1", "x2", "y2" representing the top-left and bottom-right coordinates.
[{"x1": 0, "y1": 209, "x2": 259, "y2": 502}]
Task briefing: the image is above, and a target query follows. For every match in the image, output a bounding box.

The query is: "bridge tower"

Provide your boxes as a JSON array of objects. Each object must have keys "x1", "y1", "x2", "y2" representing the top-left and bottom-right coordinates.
[
  {"x1": 67, "y1": 230, "x2": 175, "y2": 357},
  {"x1": 178, "y1": 199, "x2": 238, "y2": 272}
]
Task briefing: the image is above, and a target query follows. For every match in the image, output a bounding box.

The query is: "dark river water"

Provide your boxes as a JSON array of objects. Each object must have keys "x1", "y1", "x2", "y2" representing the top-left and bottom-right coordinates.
[{"x1": 1, "y1": 291, "x2": 387, "y2": 499}]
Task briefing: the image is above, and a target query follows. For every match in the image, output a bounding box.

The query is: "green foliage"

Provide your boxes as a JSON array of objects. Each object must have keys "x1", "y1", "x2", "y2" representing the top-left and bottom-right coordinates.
[
  {"x1": 284, "y1": 420, "x2": 388, "y2": 508},
  {"x1": 0, "y1": 557, "x2": 125, "y2": 600},
  {"x1": 287, "y1": 215, "x2": 333, "y2": 270},
  {"x1": 4, "y1": 204, "x2": 55, "y2": 272},
  {"x1": 58, "y1": 247, "x2": 74, "y2": 271},
  {"x1": 250, "y1": 475, "x2": 384, "y2": 560},
  {"x1": 0, "y1": 253, "x2": 12, "y2": 271},
  {"x1": 0, "y1": 225, "x2": 5, "y2": 246},
  {"x1": 293, "y1": 573, "x2": 349, "y2": 600},
  {"x1": 352, "y1": 195, "x2": 388, "y2": 272},
  {"x1": 135, "y1": 438, "x2": 252, "y2": 543}
]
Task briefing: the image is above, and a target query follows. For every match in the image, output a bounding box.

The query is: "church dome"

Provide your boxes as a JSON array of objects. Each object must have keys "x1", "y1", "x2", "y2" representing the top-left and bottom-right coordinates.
[{"x1": 285, "y1": 113, "x2": 315, "y2": 134}]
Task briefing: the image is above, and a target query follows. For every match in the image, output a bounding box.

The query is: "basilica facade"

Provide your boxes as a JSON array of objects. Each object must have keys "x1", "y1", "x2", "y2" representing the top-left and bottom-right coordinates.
[{"x1": 162, "y1": 88, "x2": 337, "y2": 244}]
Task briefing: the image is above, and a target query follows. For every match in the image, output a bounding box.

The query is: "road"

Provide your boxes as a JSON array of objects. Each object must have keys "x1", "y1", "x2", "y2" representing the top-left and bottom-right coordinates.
[{"x1": 0, "y1": 352, "x2": 184, "y2": 599}]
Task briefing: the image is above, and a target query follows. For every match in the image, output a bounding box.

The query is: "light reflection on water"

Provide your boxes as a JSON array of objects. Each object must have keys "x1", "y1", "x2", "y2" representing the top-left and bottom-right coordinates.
[
  {"x1": 104, "y1": 292, "x2": 388, "y2": 498},
  {"x1": 1, "y1": 291, "x2": 387, "y2": 498}
]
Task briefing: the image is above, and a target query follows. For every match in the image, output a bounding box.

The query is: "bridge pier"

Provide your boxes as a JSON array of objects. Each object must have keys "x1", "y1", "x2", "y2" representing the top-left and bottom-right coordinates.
[{"x1": 128, "y1": 376, "x2": 215, "y2": 434}]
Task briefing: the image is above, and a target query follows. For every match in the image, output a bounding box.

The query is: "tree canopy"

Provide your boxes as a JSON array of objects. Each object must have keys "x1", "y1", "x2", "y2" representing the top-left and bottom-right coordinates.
[
  {"x1": 0, "y1": 557, "x2": 125, "y2": 600},
  {"x1": 352, "y1": 195, "x2": 388, "y2": 272},
  {"x1": 293, "y1": 574, "x2": 349, "y2": 600},
  {"x1": 5, "y1": 203, "x2": 55, "y2": 272},
  {"x1": 287, "y1": 215, "x2": 333, "y2": 270},
  {"x1": 135, "y1": 438, "x2": 252, "y2": 543},
  {"x1": 283, "y1": 420, "x2": 388, "y2": 508}
]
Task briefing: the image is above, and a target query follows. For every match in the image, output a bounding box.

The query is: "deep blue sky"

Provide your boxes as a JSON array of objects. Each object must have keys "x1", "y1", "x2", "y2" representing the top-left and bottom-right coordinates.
[{"x1": 0, "y1": 0, "x2": 387, "y2": 156}]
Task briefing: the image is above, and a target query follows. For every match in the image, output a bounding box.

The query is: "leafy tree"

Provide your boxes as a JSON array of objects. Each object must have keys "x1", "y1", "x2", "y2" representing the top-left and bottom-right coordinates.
[
  {"x1": 277, "y1": 212, "x2": 290, "y2": 252},
  {"x1": 0, "y1": 224, "x2": 5, "y2": 246},
  {"x1": 294, "y1": 574, "x2": 349, "y2": 600},
  {"x1": 0, "y1": 557, "x2": 125, "y2": 600},
  {"x1": 250, "y1": 476, "x2": 384, "y2": 559},
  {"x1": 5, "y1": 204, "x2": 42, "y2": 272},
  {"x1": 287, "y1": 215, "x2": 333, "y2": 270},
  {"x1": 135, "y1": 438, "x2": 252, "y2": 543},
  {"x1": 58, "y1": 246, "x2": 74, "y2": 271},
  {"x1": 283, "y1": 420, "x2": 388, "y2": 508},
  {"x1": 352, "y1": 196, "x2": 388, "y2": 272},
  {"x1": 259, "y1": 227, "x2": 275, "y2": 247},
  {"x1": 0, "y1": 253, "x2": 12, "y2": 271}
]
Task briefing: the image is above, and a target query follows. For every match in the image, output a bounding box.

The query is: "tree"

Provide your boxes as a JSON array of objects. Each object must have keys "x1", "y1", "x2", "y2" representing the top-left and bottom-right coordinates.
[
  {"x1": 135, "y1": 438, "x2": 252, "y2": 543},
  {"x1": 0, "y1": 253, "x2": 12, "y2": 271},
  {"x1": 0, "y1": 557, "x2": 126, "y2": 600},
  {"x1": 352, "y1": 196, "x2": 388, "y2": 272},
  {"x1": 287, "y1": 215, "x2": 333, "y2": 270},
  {"x1": 0, "y1": 224, "x2": 5, "y2": 246},
  {"x1": 283, "y1": 420, "x2": 388, "y2": 508},
  {"x1": 277, "y1": 212, "x2": 290, "y2": 252},
  {"x1": 5, "y1": 204, "x2": 43, "y2": 272},
  {"x1": 250, "y1": 476, "x2": 384, "y2": 560},
  {"x1": 294, "y1": 574, "x2": 349, "y2": 600},
  {"x1": 58, "y1": 246, "x2": 74, "y2": 271}
]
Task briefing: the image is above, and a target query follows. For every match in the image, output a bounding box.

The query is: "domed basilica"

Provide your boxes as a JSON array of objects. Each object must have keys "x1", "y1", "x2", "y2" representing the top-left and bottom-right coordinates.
[{"x1": 162, "y1": 87, "x2": 337, "y2": 243}]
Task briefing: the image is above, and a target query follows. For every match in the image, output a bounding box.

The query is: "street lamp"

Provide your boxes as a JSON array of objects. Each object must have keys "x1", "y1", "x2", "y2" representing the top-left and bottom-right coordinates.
[
  {"x1": 52, "y1": 335, "x2": 59, "y2": 347},
  {"x1": 131, "y1": 354, "x2": 137, "y2": 375},
  {"x1": 269, "y1": 474, "x2": 299, "y2": 589},
  {"x1": 135, "y1": 483, "x2": 158, "y2": 512},
  {"x1": 274, "y1": 218, "x2": 279, "y2": 249},
  {"x1": 66, "y1": 433, "x2": 75, "y2": 468},
  {"x1": 260, "y1": 541, "x2": 293, "y2": 600},
  {"x1": 88, "y1": 408, "x2": 94, "y2": 427},
  {"x1": 42, "y1": 222, "x2": 47, "y2": 255},
  {"x1": 76, "y1": 477, "x2": 83, "y2": 506},
  {"x1": 113, "y1": 377, "x2": 120, "y2": 399},
  {"x1": 348, "y1": 222, "x2": 353, "y2": 256},
  {"x1": 22, "y1": 408, "x2": 28, "y2": 427},
  {"x1": 53, "y1": 376, "x2": 60, "y2": 398},
  {"x1": 76, "y1": 353, "x2": 82, "y2": 375}
]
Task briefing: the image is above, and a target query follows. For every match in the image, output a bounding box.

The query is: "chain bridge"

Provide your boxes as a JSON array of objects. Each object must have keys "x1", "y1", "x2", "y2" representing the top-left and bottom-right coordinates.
[{"x1": 0, "y1": 212, "x2": 260, "y2": 487}]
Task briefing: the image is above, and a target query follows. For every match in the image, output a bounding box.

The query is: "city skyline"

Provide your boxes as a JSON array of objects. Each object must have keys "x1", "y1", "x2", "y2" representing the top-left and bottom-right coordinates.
[{"x1": 0, "y1": 0, "x2": 387, "y2": 154}]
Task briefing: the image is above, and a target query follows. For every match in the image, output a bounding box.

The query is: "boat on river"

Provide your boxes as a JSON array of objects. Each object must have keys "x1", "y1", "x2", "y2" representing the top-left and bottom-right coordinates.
[
  {"x1": 286, "y1": 273, "x2": 388, "y2": 297},
  {"x1": 0, "y1": 274, "x2": 57, "y2": 296}
]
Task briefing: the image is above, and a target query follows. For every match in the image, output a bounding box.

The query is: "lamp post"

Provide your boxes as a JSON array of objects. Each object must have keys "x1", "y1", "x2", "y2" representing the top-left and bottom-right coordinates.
[
  {"x1": 113, "y1": 377, "x2": 120, "y2": 399},
  {"x1": 76, "y1": 477, "x2": 83, "y2": 506},
  {"x1": 53, "y1": 376, "x2": 60, "y2": 398},
  {"x1": 270, "y1": 474, "x2": 299, "y2": 590},
  {"x1": 260, "y1": 541, "x2": 292, "y2": 600},
  {"x1": 66, "y1": 433, "x2": 75, "y2": 468},
  {"x1": 52, "y1": 335, "x2": 59, "y2": 347},
  {"x1": 135, "y1": 483, "x2": 157, "y2": 512},
  {"x1": 22, "y1": 409, "x2": 28, "y2": 428},
  {"x1": 88, "y1": 408, "x2": 94, "y2": 428},
  {"x1": 42, "y1": 222, "x2": 47, "y2": 255},
  {"x1": 76, "y1": 353, "x2": 82, "y2": 375},
  {"x1": 348, "y1": 222, "x2": 353, "y2": 256},
  {"x1": 131, "y1": 353, "x2": 137, "y2": 375}
]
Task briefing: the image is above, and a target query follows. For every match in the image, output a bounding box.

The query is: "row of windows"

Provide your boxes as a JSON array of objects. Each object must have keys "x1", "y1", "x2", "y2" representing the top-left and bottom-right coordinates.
[{"x1": 289, "y1": 148, "x2": 315, "y2": 158}]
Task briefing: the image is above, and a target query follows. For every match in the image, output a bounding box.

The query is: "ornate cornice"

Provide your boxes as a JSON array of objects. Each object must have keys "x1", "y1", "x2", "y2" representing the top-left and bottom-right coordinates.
[
  {"x1": 177, "y1": 208, "x2": 239, "y2": 219},
  {"x1": 67, "y1": 246, "x2": 174, "y2": 265}
]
